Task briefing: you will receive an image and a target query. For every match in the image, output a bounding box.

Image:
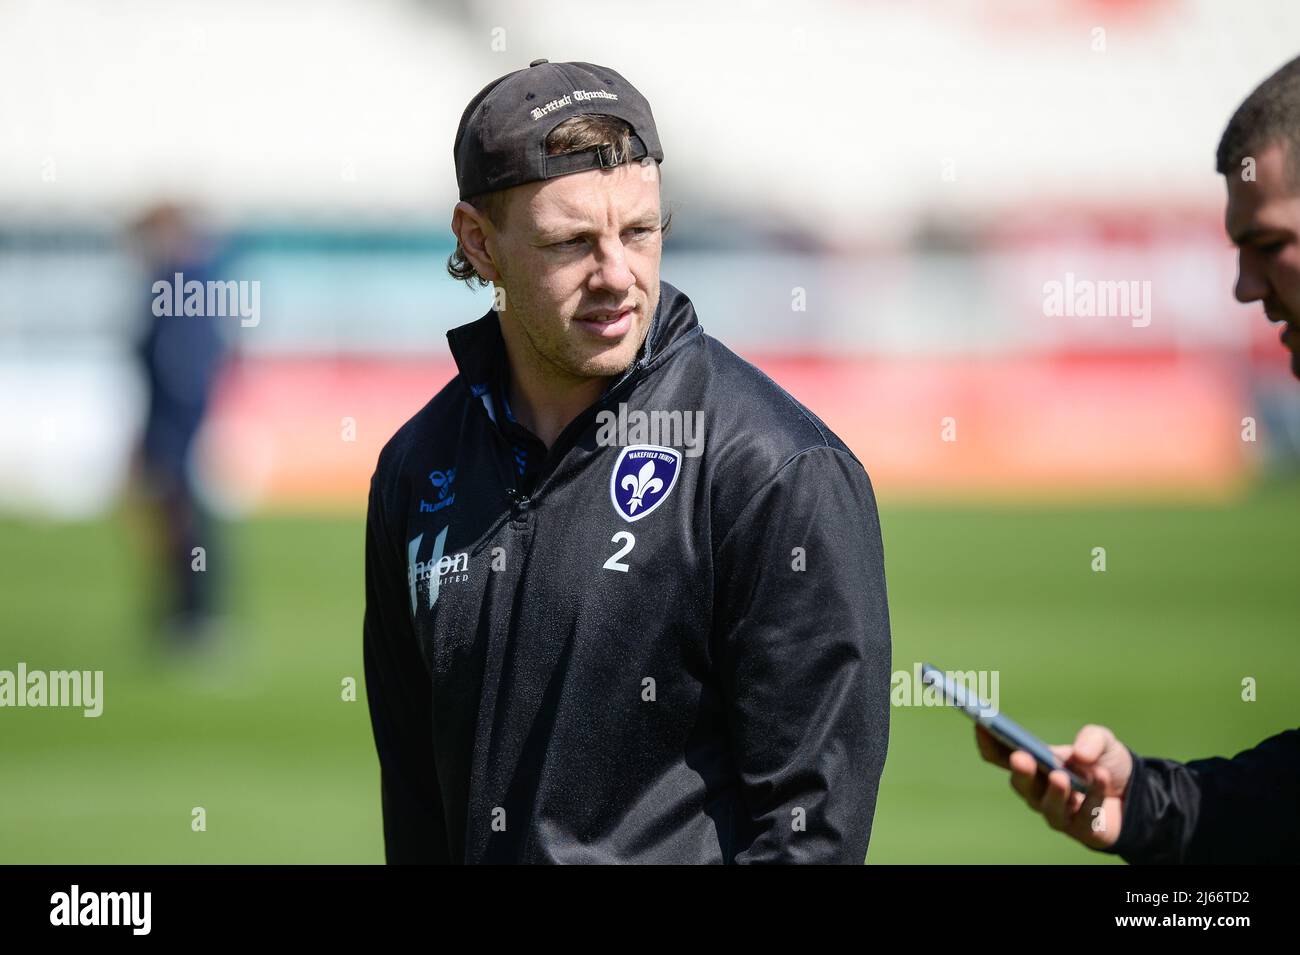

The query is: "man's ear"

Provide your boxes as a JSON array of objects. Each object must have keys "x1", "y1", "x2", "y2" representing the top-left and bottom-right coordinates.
[{"x1": 451, "y1": 200, "x2": 502, "y2": 283}]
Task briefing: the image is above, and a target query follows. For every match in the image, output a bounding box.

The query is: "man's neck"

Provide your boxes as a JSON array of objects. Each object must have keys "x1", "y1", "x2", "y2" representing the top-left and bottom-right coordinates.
[{"x1": 503, "y1": 353, "x2": 611, "y2": 451}]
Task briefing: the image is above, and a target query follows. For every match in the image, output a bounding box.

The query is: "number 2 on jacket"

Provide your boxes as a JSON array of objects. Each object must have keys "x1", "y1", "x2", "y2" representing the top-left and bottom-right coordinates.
[{"x1": 604, "y1": 531, "x2": 635, "y2": 573}]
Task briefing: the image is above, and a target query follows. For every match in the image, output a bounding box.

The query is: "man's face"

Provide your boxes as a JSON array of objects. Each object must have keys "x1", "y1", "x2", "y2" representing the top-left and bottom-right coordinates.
[
  {"x1": 1225, "y1": 141, "x2": 1300, "y2": 379},
  {"x1": 470, "y1": 160, "x2": 663, "y2": 386}
]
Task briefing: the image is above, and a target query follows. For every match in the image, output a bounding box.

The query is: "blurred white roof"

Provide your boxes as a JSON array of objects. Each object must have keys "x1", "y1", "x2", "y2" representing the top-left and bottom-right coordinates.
[{"x1": 2, "y1": 0, "x2": 1299, "y2": 236}]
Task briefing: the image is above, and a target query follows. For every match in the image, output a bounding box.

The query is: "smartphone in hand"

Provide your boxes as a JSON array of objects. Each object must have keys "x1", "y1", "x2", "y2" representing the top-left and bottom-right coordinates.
[{"x1": 921, "y1": 662, "x2": 1089, "y2": 794}]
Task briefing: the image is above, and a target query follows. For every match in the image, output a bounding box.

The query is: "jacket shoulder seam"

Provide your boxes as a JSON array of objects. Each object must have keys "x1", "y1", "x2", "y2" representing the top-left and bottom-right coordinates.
[
  {"x1": 706, "y1": 336, "x2": 847, "y2": 454},
  {"x1": 714, "y1": 445, "x2": 863, "y2": 559}
]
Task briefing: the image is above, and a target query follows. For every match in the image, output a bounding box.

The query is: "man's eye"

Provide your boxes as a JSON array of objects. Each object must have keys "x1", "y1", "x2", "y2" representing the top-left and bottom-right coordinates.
[
  {"x1": 1260, "y1": 241, "x2": 1286, "y2": 255},
  {"x1": 552, "y1": 237, "x2": 586, "y2": 249}
]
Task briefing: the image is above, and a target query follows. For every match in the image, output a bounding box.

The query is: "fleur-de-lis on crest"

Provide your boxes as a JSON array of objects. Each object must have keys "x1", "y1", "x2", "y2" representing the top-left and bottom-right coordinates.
[{"x1": 621, "y1": 460, "x2": 662, "y2": 513}]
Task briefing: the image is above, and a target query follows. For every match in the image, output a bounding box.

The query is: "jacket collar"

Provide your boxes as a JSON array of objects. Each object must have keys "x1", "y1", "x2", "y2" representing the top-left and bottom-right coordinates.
[{"x1": 446, "y1": 278, "x2": 701, "y2": 402}]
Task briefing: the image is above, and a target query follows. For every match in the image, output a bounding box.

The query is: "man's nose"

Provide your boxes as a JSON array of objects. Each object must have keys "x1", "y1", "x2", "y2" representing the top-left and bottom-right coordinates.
[
  {"x1": 590, "y1": 235, "x2": 635, "y2": 293},
  {"x1": 1234, "y1": 254, "x2": 1269, "y2": 304}
]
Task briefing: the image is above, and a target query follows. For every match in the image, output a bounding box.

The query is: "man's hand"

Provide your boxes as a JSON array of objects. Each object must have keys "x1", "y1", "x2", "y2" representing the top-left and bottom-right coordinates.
[{"x1": 975, "y1": 723, "x2": 1133, "y2": 849}]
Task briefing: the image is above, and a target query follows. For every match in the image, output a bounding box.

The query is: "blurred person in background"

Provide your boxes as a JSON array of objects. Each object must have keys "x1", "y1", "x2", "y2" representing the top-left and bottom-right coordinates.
[
  {"x1": 976, "y1": 54, "x2": 1300, "y2": 865},
  {"x1": 127, "y1": 202, "x2": 229, "y2": 655}
]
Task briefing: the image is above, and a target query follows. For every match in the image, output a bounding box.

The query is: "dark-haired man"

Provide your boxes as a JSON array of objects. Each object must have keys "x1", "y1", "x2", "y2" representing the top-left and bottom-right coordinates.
[{"x1": 976, "y1": 55, "x2": 1300, "y2": 864}]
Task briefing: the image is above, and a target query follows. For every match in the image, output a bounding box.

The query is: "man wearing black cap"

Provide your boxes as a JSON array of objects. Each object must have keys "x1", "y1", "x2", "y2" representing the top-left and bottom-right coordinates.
[{"x1": 363, "y1": 59, "x2": 892, "y2": 864}]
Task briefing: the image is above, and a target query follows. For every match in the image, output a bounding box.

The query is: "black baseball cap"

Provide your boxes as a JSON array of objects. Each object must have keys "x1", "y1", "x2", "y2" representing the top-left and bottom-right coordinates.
[{"x1": 453, "y1": 59, "x2": 664, "y2": 201}]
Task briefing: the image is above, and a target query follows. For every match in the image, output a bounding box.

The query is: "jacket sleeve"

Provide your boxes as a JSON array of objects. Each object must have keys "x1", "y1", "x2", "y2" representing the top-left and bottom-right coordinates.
[
  {"x1": 1101, "y1": 728, "x2": 1300, "y2": 864},
  {"x1": 712, "y1": 445, "x2": 892, "y2": 864},
  {"x1": 362, "y1": 474, "x2": 451, "y2": 864}
]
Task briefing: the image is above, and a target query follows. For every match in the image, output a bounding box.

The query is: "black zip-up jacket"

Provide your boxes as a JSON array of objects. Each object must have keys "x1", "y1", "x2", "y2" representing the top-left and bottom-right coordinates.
[
  {"x1": 362, "y1": 279, "x2": 892, "y2": 863},
  {"x1": 1099, "y1": 729, "x2": 1299, "y2": 864}
]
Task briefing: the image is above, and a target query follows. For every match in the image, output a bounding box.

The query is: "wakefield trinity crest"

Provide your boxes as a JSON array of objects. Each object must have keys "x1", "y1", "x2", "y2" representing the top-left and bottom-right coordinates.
[{"x1": 610, "y1": 445, "x2": 681, "y2": 522}]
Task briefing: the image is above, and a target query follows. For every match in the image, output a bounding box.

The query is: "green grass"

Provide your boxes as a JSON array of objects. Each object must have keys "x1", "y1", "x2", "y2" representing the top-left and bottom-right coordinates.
[
  {"x1": 1, "y1": 480, "x2": 1297, "y2": 863},
  {"x1": 873, "y1": 478, "x2": 1300, "y2": 863}
]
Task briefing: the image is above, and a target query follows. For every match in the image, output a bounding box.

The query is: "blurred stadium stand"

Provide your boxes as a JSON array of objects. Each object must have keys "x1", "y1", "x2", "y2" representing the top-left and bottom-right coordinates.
[{"x1": 2, "y1": 0, "x2": 1299, "y2": 516}]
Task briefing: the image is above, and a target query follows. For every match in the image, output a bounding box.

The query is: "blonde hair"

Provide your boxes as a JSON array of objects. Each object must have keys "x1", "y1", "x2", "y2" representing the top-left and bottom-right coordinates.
[{"x1": 447, "y1": 113, "x2": 670, "y2": 288}]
